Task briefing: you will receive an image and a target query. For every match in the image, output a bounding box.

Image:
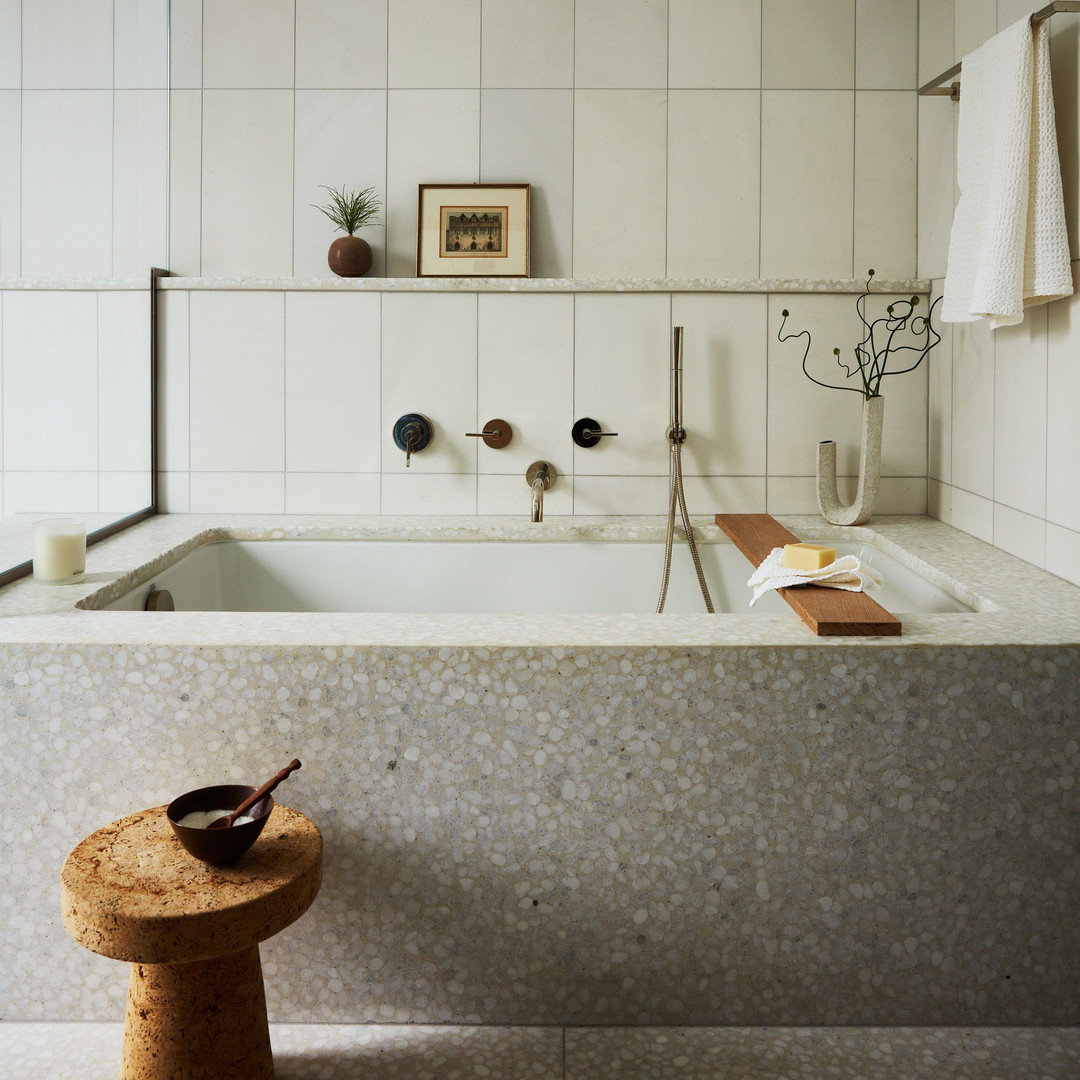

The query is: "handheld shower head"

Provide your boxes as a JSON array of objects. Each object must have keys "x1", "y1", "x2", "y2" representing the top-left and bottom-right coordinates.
[{"x1": 669, "y1": 326, "x2": 685, "y2": 443}]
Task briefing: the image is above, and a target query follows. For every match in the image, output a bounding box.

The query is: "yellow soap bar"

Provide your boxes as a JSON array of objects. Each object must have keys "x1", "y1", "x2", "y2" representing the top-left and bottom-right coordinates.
[{"x1": 782, "y1": 542, "x2": 836, "y2": 571}]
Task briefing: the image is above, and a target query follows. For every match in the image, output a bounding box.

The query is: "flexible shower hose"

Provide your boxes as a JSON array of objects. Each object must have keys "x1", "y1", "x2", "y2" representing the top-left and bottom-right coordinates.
[{"x1": 656, "y1": 440, "x2": 715, "y2": 614}]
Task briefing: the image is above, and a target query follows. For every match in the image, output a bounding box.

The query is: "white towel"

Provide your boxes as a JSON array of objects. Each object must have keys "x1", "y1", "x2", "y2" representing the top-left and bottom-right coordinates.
[
  {"x1": 747, "y1": 548, "x2": 884, "y2": 608},
  {"x1": 942, "y1": 13, "x2": 1073, "y2": 329}
]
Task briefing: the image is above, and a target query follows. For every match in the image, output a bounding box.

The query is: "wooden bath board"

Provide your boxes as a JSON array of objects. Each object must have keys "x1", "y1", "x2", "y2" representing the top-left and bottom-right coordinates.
[{"x1": 715, "y1": 513, "x2": 901, "y2": 637}]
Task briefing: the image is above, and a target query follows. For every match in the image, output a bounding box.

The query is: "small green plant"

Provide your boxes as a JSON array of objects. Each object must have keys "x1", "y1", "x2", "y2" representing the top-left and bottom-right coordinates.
[
  {"x1": 312, "y1": 185, "x2": 382, "y2": 235},
  {"x1": 778, "y1": 269, "x2": 942, "y2": 399}
]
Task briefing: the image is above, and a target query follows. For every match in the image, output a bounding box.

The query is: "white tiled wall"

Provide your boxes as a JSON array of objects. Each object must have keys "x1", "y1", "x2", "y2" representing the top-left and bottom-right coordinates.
[
  {"x1": 919, "y1": 0, "x2": 1080, "y2": 587},
  {"x1": 154, "y1": 0, "x2": 926, "y2": 518},
  {"x1": 167, "y1": 0, "x2": 919, "y2": 283},
  {"x1": 160, "y1": 284, "x2": 929, "y2": 517}
]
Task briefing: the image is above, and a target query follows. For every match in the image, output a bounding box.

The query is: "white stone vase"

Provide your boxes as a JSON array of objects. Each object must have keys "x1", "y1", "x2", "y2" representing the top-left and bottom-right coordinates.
[{"x1": 816, "y1": 394, "x2": 883, "y2": 526}]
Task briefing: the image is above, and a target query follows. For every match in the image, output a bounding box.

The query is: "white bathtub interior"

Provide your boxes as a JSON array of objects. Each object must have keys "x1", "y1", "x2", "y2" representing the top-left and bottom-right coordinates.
[{"x1": 91, "y1": 538, "x2": 974, "y2": 615}]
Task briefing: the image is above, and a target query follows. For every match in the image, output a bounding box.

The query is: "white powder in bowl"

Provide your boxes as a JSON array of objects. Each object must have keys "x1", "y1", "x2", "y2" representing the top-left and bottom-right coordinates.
[{"x1": 177, "y1": 809, "x2": 257, "y2": 829}]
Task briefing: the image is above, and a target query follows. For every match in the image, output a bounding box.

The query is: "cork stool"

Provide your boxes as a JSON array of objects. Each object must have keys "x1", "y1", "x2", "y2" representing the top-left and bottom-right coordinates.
[{"x1": 61, "y1": 804, "x2": 322, "y2": 1080}]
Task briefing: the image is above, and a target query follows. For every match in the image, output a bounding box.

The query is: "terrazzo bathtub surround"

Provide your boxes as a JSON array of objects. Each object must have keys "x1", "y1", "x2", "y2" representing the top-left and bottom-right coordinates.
[
  {"x1": 2, "y1": 1023, "x2": 1078, "y2": 1080},
  {"x1": 2, "y1": 638, "x2": 1077, "y2": 1026}
]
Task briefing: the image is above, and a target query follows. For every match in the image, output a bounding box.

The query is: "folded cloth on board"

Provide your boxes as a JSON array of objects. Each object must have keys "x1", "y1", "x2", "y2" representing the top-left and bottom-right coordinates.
[
  {"x1": 747, "y1": 547, "x2": 884, "y2": 607},
  {"x1": 942, "y1": 12, "x2": 1073, "y2": 328}
]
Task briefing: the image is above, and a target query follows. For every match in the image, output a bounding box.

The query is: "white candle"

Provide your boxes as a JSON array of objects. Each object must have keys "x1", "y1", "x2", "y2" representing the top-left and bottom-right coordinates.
[{"x1": 32, "y1": 518, "x2": 87, "y2": 585}]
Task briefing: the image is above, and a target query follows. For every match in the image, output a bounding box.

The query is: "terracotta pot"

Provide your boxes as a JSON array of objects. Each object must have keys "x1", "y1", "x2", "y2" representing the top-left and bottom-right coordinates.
[{"x1": 328, "y1": 235, "x2": 372, "y2": 277}]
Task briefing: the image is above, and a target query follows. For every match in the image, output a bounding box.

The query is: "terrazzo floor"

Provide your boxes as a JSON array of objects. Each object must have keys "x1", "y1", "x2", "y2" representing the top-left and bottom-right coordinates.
[{"x1": 2, "y1": 1023, "x2": 1078, "y2": 1079}]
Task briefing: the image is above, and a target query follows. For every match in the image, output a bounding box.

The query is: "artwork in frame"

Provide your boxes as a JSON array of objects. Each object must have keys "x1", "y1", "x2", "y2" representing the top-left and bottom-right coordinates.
[{"x1": 417, "y1": 183, "x2": 530, "y2": 277}]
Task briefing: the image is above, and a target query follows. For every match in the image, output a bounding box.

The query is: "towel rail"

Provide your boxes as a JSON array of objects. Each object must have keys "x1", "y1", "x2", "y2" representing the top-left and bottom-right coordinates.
[{"x1": 917, "y1": 0, "x2": 1080, "y2": 99}]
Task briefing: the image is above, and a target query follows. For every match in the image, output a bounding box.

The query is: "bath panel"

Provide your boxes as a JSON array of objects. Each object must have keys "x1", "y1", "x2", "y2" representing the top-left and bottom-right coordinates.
[{"x1": 2, "y1": 640, "x2": 1076, "y2": 1027}]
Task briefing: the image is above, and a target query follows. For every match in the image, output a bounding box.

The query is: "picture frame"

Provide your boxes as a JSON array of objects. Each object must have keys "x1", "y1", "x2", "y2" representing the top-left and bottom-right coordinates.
[{"x1": 417, "y1": 183, "x2": 530, "y2": 277}]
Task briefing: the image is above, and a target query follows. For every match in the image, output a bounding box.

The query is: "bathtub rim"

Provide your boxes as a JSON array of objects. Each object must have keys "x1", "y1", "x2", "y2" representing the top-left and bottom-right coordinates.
[{"x1": 0, "y1": 513, "x2": 1077, "y2": 649}]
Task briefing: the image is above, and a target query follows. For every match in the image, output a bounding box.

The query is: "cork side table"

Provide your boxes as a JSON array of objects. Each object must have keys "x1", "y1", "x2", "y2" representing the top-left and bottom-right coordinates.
[{"x1": 61, "y1": 804, "x2": 322, "y2": 1080}]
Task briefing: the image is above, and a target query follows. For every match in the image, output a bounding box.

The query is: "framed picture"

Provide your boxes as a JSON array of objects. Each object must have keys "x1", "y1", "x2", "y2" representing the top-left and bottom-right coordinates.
[{"x1": 417, "y1": 183, "x2": 530, "y2": 277}]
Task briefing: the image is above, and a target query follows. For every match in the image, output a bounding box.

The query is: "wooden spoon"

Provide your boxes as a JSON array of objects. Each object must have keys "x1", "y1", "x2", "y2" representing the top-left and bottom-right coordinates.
[{"x1": 206, "y1": 759, "x2": 302, "y2": 829}]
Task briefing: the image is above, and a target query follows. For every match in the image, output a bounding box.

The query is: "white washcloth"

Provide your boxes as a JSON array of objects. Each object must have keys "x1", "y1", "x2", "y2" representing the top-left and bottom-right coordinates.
[
  {"x1": 942, "y1": 12, "x2": 1073, "y2": 328},
  {"x1": 747, "y1": 548, "x2": 884, "y2": 607}
]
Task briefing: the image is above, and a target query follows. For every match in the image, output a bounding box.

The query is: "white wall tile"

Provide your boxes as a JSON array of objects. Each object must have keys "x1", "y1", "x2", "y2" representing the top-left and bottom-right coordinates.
[
  {"x1": 767, "y1": 293, "x2": 928, "y2": 478},
  {"x1": 669, "y1": 0, "x2": 761, "y2": 89},
  {"x1": 477, "y1": 294, "x2": 574, "y2": 476},
  {"x1": 114, "y1": 0, "x2": 169, "y2": 89},
  {"x1": 682, "y1": 474, "x2": 767, "y2": 514},
  {"x1": 201, "y1": 90, "x2": 294, "y2": 276},
  {"x1": 856, "y1": 0, "x2": 917, "y2": 89},
  {"x1": 574, "y1": 294, "x2": 672, "y2": 477},
  {"x1": 22, "y1": 0, "x2": 113, "y2": 89},
  {"x1": 202, "y1": 0, "x2": 294, "y2": 89},
  {"x1": 1, "y1": 292, "x2": 97, "y2": 471},
  {"x1": 575, "y1": 0, "x2": 668, "y2": 89},
  {"x1": 854, "y1": 92, "x2": 917, "y2": 279},
  {"x1": 158, "y1": 291, "x2": 189, "y2": 473},
  {"x1": 381, "y1": 472, "x2": 477, "y2": 514},
  {"x1": 168, "y1": 0, "x2": 203, "y2": 91},
  {"x1": 997, "y1": 0, "x2": 1034, "y2": 32},
  {"x1": 286, "y1": 473, "x2": 381, "y2": 514},
  {"x1": 3, "y1": 471, "x2": 98, "y2": 515},
  {"x1": 1046, "y1": 521, "x2": 1080, "y2": 587},
  {"x1": 190, "y1": 472, "x2": 285, "y2": 513},
  {"x1": 926, "y1": 476, "x2": 951, "y2": 520},
  {"x1": 927, "y1": 285, "x2": 952, "y2": 483},
  {"x1": 762, "y1": 0, "x2": 855, "y2": 89},
  {"x1": 766, "y1": 474, "x2": 925, "y2": 516},
  {"x1": 189, "y1": 292, "x2": 285, "y2": 472},
  {"x1": 100, "y1": 470, "x2": 153, "y2": 513},
  {"x1": 1047, "y1": 284, "x2": 1080, "y2": 531},
  {"x1": 388, "y1": 0, "x2": 480, "y2": 89},
  {"x1": 993, "y1": 502, "x2": 1047, "y2": 568},
  {"x1": 1050, "y1": 17, "x2": 1080, "y2": 261},
  {"x1": 480, "y1": 90, "x2": 574, "y2": 279},
  {"x1": 667, "y1": 91, "x2": 760, "y2": 279},
  {"x1": 0, "y1": 92, "x2": 20, "y2": 274},
  {"x1": 481, "y1": 0, "x2": 574, "y2": 89},
  {"x1": 157, "y1": 470, "x2": 190, "y2": 512},
  {"x1": 573, "y1": 90, "x2": 667, "y2": 278},
  {"x1": 572, "y1": 474, "x2": 671, "y2": 516},
  {"x1": 760, "y1": 91, "x2": 854, "y2": 279},
  {"x1": 0, "y1": 0, "x2": 21, "y2": 88},
  {"x1": 993, "y1": 309, "x2": 1048, "y2": 518},
  {"x1": 385, "y1": 90, "x2": 479, "y2": 276},
  {"x1": 112, "y1": 89, "x2": 169, "y2": 275},
  {"x1": 917, "y1": 95, "x2": 956, "y2": 280},
  {"x1": 21, "y1": 91, "x2": 113, "y2": 277},
  {"x1": 98, "y1": 291, "x2": 151, "y2": 472},
  {"x1": 285, "y1": 292, "x2": 382, "y2": 473},
  {"x1": 954, "y1": 0, "x2": 997, "y2": 60},
  {"x1": 169, "y1": 89, "x2": 202, "y2": 275},
  {"x1": 296, "y1": 0, "x2": 388, "y2": 89},
  {"x1": 294, "y1": 90, "x2": 388, "y2": 278},
  {"x1": 670, "y1": 294, "x2": 769, "y2": 476},
  {"x1": 918, "y1": 0, "x2": 954, "y2": 86},
  {"x1": 381, "y1": 293, "x2": 477, "y2": 474},
  {"x1": 949, "y1": 484, "x2": 994, "y2": 543},
  {"x1": 949, "y1": 318, "x2": 995, "y2": 498}
]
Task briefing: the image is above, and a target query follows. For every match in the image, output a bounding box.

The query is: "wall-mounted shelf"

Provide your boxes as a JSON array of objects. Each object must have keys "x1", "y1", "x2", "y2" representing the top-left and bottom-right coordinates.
[{"x1": 156, "y1": 276, "x2": 931, "y2": 295}]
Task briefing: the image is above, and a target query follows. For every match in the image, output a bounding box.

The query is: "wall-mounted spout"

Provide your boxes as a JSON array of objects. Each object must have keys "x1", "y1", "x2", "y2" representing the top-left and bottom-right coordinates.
[{"x1": 526, "y1": 461, "x2": 555, "y2": 522}]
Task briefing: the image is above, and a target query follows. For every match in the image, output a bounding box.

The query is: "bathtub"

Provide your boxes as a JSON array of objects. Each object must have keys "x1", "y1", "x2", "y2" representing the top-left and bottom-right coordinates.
[{"x1": 88, "y1": 534, "x2": 973, "y2": 616}]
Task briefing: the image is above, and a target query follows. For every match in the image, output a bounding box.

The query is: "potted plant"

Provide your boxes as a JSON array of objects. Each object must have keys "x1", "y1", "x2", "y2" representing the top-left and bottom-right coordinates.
[
  {"x1": 312, "y1": 185, "x2": 382, "y2": 277},
  {"x1": 778, "y1": 270, "x2": 942, "y2": 525}
]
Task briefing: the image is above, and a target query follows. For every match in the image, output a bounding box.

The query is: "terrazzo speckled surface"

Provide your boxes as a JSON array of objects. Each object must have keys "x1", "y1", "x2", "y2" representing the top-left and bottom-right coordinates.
[
  {"x1": 1, "y1": 515, "x2": 1077, "y2": 1031},
  {"x1": 157, "y1": 275, "x2": 931, "y2": 293},
  {"x1": 1, "y1": 1024, "x2": 1077, "y2": 1079},
  {"x1": 1, "y1": 513, "x2": 1079, "y2": 646}
]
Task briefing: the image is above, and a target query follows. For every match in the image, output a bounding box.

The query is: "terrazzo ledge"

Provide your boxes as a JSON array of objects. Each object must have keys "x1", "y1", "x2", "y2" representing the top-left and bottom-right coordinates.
[{"x1": 0, "y1": 513, "x2": 1078, "y2": 648}]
